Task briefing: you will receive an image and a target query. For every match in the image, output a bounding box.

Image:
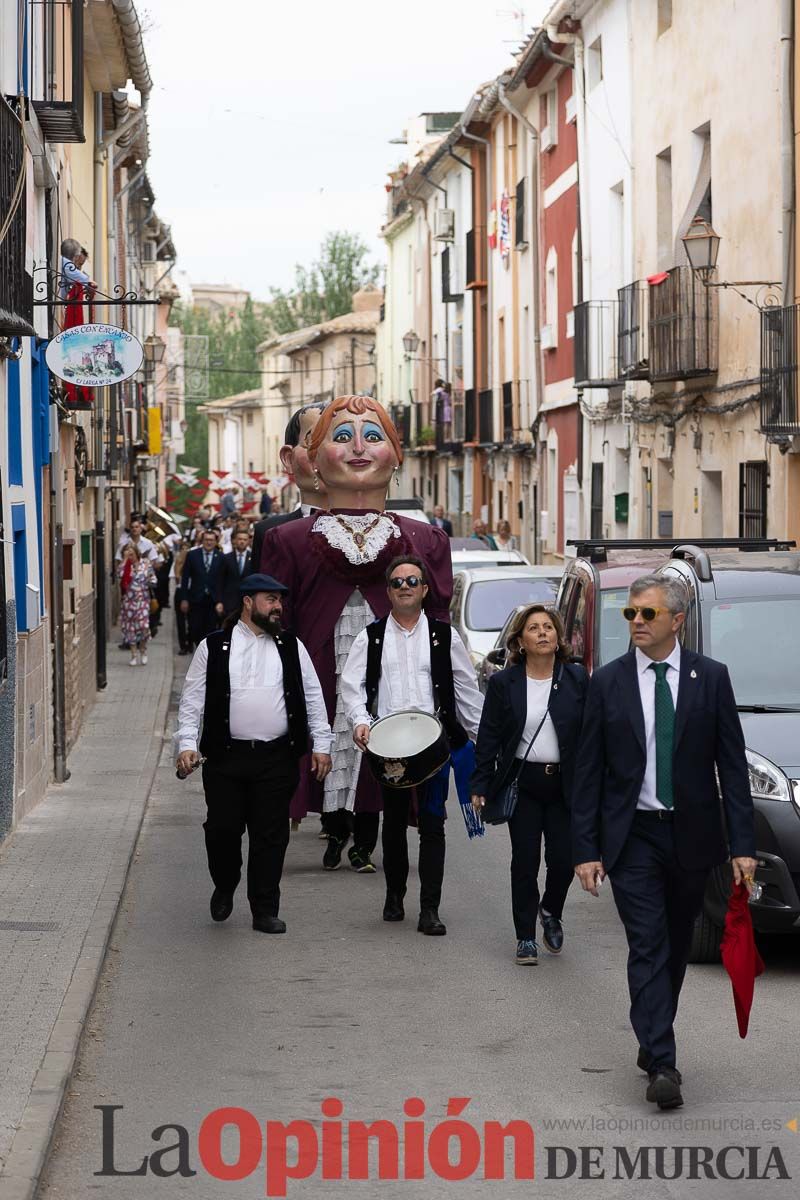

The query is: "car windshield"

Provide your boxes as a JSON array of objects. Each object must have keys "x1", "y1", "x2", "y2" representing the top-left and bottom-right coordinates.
[
  {"x1": 465, "y1": 578, "x2": 559, "y2": 632},
  {"x1": 454, "y1": 557, "x2": 522, "y2": 571},
  {"x1": 598, "y1": 588, "x2": 632, "y2": 665},
  {"x1": 702, "y1": 597, "x2": 800, "y2": 707}
]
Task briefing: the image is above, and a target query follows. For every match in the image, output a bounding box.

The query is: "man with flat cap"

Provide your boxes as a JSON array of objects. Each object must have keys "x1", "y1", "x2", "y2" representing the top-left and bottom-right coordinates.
[{"x1": 177, "y1": 573, "x2": 332, "y2": 933}]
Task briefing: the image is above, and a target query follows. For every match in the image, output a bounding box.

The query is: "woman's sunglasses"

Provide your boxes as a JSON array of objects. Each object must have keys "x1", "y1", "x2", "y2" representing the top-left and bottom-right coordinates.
[
  {"x1": 389, "y1": 575, "x2": 422, "y2": 589},
  {"x1": 622, "y1": 605, "x2": 670, "y2": 622}
]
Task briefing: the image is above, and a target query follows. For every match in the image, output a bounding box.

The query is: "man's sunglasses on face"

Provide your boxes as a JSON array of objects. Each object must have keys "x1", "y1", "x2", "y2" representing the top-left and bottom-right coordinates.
[
  {"x1": 389, "y1": 575, "x2": 422, "y2": 590},
  {"x1": 622, "y1": 605, "x2": 671, "y2": 622}
]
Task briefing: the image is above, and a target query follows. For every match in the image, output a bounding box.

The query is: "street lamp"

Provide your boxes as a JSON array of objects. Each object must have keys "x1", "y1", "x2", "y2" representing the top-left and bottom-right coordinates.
[
  {"x1": 681, "y1": 217, "x2": 720, "y2": 282},
  {"x1": 143, "y1": 334, "x2": 166, "y2": 365},
  {"x1": 681, "y1": 218, "x2": 781, "y2": 307},
  {"x1": 402, "y1": 329, "x2": 420, "y2": 355}
]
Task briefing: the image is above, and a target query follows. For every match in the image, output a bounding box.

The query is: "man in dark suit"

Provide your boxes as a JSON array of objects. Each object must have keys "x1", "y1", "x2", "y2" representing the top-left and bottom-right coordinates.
[
  {"x1": 217, "y1": 528, "x2": 252, "y2": 618},
  {"x1": 250, "y1": 400, "x2": 329, "y2": 573},
  {"x1": 180, "y1": 528, "x2": 225, "y2": 646},
  {"x1": 572, "y1": 575, "x2": 756, "y2": 1111},
  {"x1": 431, "y1": 505, "x2": 453, "y2": 537}
]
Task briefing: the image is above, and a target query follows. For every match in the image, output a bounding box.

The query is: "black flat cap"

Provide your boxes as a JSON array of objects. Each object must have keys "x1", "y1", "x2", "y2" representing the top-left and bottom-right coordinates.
[{"x1": 239, "y1": 573, "x2": 289, "y2": 596}]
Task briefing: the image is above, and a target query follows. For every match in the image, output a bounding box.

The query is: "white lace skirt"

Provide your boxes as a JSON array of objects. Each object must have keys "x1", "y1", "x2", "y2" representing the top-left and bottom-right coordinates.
[{"x1": 323, "y1": 591, "x2": 375, "y2": 813}]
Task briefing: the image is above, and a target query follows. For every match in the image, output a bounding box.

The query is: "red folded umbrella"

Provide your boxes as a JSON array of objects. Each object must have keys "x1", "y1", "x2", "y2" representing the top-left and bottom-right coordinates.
[{"x1": 720, "y1": 881, "x2": 765, "y2": 1038}]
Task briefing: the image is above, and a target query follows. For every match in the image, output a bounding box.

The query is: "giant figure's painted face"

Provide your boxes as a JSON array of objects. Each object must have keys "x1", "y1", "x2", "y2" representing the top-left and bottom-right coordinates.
[
  {"x1": 313, "y1": 410, "x2": 399, "y2": 495},
  {"x1": 283, "y1": 407, "x2": 327, "y2": 498}
]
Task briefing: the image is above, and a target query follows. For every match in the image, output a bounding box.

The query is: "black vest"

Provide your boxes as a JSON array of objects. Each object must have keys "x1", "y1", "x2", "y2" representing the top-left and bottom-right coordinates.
[
  {"x1": 199, "y1": 628, "x2": 309, "y2": 760},
  {"x1": 365, "y1": 616, "x2": 468, "y2": 750}
]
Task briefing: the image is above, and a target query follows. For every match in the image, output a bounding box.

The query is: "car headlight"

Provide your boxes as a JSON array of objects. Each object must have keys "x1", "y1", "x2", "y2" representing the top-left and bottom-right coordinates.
[{"x1": 745, "y1": 748, "x2": 791, "y2": 802}]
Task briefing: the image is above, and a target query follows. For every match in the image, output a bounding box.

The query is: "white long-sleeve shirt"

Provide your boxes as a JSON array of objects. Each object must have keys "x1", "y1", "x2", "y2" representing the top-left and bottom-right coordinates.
[
  {"x1": 340, "y1": 613, "x2": 483, "y2": 740},
  {"x1": 635, "y1": 641, "x2": 681, "y2": 811},
  {"x1": 177, "y1": 621, "x2": 332, "y2": 754}
]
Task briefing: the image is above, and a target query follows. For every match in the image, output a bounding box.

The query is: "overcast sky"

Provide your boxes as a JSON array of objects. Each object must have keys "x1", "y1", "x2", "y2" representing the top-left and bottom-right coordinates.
[{"x1": 141, "y1": 1, "x2": 549, "y2": 301}]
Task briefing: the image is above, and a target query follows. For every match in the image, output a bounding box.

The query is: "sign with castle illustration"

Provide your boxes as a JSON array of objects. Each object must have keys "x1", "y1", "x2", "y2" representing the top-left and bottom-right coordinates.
[{"x1": 46, "y1": 324, "x2": 144, "y2": 388}]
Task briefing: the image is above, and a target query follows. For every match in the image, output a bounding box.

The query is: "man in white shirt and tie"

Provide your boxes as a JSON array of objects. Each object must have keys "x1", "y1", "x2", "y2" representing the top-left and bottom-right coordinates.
[
  {"x1": 177, "y1": 573, "x2": 332, "y2": 934},
  {"x1": 341, "y1": 556, "x2": 483, "y2": 936}
]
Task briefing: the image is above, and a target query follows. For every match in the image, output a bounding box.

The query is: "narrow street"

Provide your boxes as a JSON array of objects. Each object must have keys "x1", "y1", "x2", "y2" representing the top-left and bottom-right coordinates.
[{"x1": 35, "y1": 648, "x2": 800, "y2": 1200}]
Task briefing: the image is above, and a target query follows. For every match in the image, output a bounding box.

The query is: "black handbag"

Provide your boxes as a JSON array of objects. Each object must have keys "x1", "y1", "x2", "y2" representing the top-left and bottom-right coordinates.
[{"x1": 481, "y1": 666, "x2": 561, "y2": 826}]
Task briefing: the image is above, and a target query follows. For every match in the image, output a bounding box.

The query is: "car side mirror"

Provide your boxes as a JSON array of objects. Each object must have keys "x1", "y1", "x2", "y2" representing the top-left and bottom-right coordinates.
[{"x1": 486, "y1": 648, "x2": 506, "y2": 666}]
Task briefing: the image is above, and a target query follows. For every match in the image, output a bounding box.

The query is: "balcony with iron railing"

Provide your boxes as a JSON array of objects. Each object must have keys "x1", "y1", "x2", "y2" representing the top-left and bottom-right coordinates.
[
  {"x1": 648, "y1": 266, "x2": 718, "y2": 381},
  {"x1": 434, "y1": 388, "x2": 465, "y2": 453},
  {"x1": 478, "y1": 387, "x2": 494, "y2": 443},
  {"x1": 618, "y1": 280, "x2": 649, "y2": 379},
  {"x1": 760, "y1": 304, "x2": 800, "y2": 436},
  {"x1": 464, "y1": 387, "x2": 476, "y2": 443},
  {"x1": 28, "y1": 0, "x2": 85, "y2": 142},
  {"x1": 0, "y1": 96, "x2": 35, "y2": 336},
  {"x1": 389, "y1": 403, "x2": 413, "y2": 448},
  {"x1": 574, "y1": 301, "x2": 620, "y2": 388}
]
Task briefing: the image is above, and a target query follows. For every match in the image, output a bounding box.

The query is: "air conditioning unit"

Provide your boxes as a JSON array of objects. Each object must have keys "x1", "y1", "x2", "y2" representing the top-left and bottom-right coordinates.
[{"x1": 433, "y1": 208, "x2": 455, "y2": 242}]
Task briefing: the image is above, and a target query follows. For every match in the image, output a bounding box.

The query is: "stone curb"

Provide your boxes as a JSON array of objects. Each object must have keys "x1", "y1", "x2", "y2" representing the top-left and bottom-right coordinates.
[{"x1": 0, "y1": 650, "x2": 175, "y2": 1200}]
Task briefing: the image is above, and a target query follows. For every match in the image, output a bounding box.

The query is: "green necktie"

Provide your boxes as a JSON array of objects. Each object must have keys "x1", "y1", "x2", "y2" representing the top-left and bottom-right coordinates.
[{"x1": 650, "y1": 661, "x2": 675, "y2": 809}]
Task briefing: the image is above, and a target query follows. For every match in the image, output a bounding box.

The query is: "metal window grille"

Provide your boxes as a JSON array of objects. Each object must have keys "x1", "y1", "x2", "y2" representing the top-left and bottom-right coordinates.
[
  {"x1": 760, "y1": 304, "x2": 800, "y2": 435},
  {"x1": 590, "y1": 463, "x2": 604, "y2": 538},
  {"x1": 29, "y1": 0, "x2": 85, "y2": 142},
  {"x1": 617, "y1": 281, "x2": 649, "y2": 379},
  {"x1": 0, "y1": 97, "x2": 35, "y2": 336},
  {"x1": 648, "y1": 266, "x2": 718, "y2": 381},
  {"x1": 738, "y1": 462, "x2": 768, "y2": 538}
]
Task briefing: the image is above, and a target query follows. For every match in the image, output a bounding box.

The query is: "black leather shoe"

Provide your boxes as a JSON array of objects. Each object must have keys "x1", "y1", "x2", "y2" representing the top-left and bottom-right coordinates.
[
  {"x1": 417, "y1": 908, "x2": 446, "y2": 936},
  {"x1": 323, "y1": 837, "x2": 346, "y2": 870},
  {"x1": 539, "y1": 907, "x2": 564, "y2": 954},
  {"x1": 210, "y1": 889, "x2": 233, "y2": 922},
  {"x1": 383, "y1": 892, "x2": 405, "y2": 922},
  {"x1": 646, "y1": 1067, "x2": 683, "y2": 1109},
  {"x1": 638, "y1": 1048, "x2": 682, "y2": 1083},
  {"x1": 252, "y1": 916, "x2": 286, "y2": 934}
]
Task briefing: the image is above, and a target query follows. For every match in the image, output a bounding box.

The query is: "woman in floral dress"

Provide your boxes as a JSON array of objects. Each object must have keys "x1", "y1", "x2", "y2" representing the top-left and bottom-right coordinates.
[{"x1": 119, "y1": 544, "x2": 157, "y2": 666}]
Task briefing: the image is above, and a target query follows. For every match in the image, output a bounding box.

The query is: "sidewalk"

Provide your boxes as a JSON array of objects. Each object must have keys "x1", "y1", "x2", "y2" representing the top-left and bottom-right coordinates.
[{"x1": 0, "y1": 633, "x2": 174, "y2": 1200}]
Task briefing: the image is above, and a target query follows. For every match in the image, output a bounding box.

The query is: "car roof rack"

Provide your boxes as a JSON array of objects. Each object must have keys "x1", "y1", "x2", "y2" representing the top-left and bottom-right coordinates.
[{"x1": 567, "y1": 538, "x2": 796, "y2": 566}]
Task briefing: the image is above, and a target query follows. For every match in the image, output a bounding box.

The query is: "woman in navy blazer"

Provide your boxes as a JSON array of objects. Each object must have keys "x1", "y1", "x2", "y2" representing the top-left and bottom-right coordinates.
[{"x1": 471, "y1": 605, "x2": 588, "y2": 965}]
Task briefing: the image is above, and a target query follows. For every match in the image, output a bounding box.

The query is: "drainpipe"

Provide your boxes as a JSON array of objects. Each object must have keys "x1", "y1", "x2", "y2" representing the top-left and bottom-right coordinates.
[
  {"x1": 93, "y1": 93, "x2": 107, "y2": 689},
  {"x1": 498, "y1": 83, "x2": 543, "y2": 562},
  {"x1": 780, "y1": 0, "x2": 795, "y2": 301}
]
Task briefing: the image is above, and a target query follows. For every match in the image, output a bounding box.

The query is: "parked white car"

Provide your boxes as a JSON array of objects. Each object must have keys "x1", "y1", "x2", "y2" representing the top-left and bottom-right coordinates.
[
  {"x1": 450, "y1": 566, "x2": 563, "y2": 671},
  {"x1": 449, "y1": 537, "x2": 530, "y2": 573}
]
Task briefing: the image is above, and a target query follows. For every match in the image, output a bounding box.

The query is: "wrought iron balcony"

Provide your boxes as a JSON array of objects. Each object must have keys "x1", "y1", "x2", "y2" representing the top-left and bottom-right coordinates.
[
  {"x1": 760, "y1": 304, "x2": 800, "y2": 436},
  {"x1": 464, "y1": 387, "x2": 476, "y2": 442},
  {"x1": 389, "y1": 403, "x2": 412, "y2": 447},
  {"x1": 29, "y1": 0, "x2": 85, "y2": 142},
  {"x1": 648, "y1": 266, "x2": 717, "y2": 382},
  {"x1": 574, "y1": 301, "x2": 620, "y2": 387},
  {"x1": 0, "y1": 96, "x2": 35, "y2": 337},
  {"x1": 618, "y1": 280, "x2": 649, "y2": 379}
]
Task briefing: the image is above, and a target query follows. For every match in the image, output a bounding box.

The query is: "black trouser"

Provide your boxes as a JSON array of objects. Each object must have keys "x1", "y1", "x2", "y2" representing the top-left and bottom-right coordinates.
[
  {"x1": 188, "y1": 597, "x2": 218, "y2": 646},
  {"x1": 175, "y1": 601, "x2": 190, "y2": 651},
  {"x1": 507, "y1": 762, "x2": 573, "y2": 940},
  {"x1": 202, "y1": 737, "x2": 299, "y2": 919},
  {"x1": 323, "y1": 808, "x2": 379, "y2": 853},
  {"x1": 609, "y1": 811, "x2": 709, "y2": 1070},
  {"x1": 381, "y1": 785, "x2": 445, "y2": 911}
]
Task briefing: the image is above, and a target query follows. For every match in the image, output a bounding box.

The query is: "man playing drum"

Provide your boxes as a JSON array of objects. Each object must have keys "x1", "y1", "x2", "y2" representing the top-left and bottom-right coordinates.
[{"x1": 341, "y1": 556, "x2": 483, "y2": 935}]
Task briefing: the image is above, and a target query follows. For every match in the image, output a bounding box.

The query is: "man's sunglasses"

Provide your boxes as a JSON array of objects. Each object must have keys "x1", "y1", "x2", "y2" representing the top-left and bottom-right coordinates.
[
  {"x1": 389, "y1": 575, "x2": 422, "y2": 589},
  {"x1": 622, "y1": 605, "x2": 671, "y2": 622}
]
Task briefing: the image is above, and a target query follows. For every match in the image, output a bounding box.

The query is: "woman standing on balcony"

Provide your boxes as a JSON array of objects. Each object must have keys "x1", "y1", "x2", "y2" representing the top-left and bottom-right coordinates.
[{"x1": 119, "y1": 544, "x2": 157, "y2": 666}]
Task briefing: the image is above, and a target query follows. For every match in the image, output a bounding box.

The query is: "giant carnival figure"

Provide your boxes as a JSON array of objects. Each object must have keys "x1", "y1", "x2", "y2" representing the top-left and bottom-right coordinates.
[{"x1": 261, "y1": 395, "x2": 453, "y2": 870}]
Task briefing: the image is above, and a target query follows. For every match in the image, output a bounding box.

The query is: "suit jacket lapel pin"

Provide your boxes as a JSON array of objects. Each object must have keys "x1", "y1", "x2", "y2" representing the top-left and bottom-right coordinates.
[{"x1": 690, "y1": 669, "x2": 697, "y2": 679}]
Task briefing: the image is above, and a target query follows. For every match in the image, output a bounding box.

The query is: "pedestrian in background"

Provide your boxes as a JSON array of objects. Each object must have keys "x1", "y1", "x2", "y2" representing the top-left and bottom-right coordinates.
[
  {"x1": 119, "y1": 544, "x2": 157, "y2": 666},
  {"x1": 173, "y1": 538, "x2": 192, "y2": 654},
  {"x1": 471, "y1": 605, "x2": 587, "y2": 964},
  {"x1": 180, "y1": 528, "x2": 224, "y2": 647},
  {"x1": 471, "y1": 518, "x2": 497, "y2": 550},
  {"x1": 431, "y1": 505, "x2": 453, "y2": 537},
  {"x1": 571, "y1": 575, "x2": 757, "y2": 1110},
  {"x1": 217, "y1": 527, "x2": 252, "y2": 619},
  {"x1": 495, "y1": 519, "x2": 517, "y2": 551},
  {"x1": 260, "y1": 489, "x2": 273, "y2": 516}
]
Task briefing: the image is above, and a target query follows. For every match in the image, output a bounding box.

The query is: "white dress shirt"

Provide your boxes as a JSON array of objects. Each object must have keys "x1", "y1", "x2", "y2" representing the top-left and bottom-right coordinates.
[
  {"x1": 177, "y1": 621, "x2": 332, "y2": 754},
  {"x1": 341, "y1": 613, "x2": 484, "y2": 740},
  {"x1": 115, "y1": 532, "x2": 159, "y2": 562},
  {"x1": 514, "y1": 676, "x2": 561, "y2": 762},
  {"x1": 635, "y1": 641, "x2": 681, "y2": 811}
]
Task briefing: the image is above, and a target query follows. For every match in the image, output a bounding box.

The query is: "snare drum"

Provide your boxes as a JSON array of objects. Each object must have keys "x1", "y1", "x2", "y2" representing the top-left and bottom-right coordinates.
[{"x1": 363, "y1": 710, "x2": 450, "y2": 789}]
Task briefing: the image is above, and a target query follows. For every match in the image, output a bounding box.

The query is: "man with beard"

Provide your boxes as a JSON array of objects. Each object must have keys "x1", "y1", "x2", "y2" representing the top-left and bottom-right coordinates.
[{"x1": 176, "y1": 574, "x2": 332, "y2": 933}]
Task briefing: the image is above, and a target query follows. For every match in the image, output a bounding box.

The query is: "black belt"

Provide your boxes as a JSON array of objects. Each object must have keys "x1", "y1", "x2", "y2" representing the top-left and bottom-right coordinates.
[
  {"x1": 635, "y1": 807, "x2": 674, "y2": 821},
  {"x1": 518, "y1": 761, "x2": 560, "y2": 776},
  {"x1": 230, "y1": 734, "x2": 290, "y2": 753}
]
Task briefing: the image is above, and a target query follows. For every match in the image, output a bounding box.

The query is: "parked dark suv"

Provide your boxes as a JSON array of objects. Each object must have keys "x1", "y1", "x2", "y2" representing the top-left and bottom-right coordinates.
[{"x1": 563, "y1": 538, "x2": 800, "y2": 962}]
